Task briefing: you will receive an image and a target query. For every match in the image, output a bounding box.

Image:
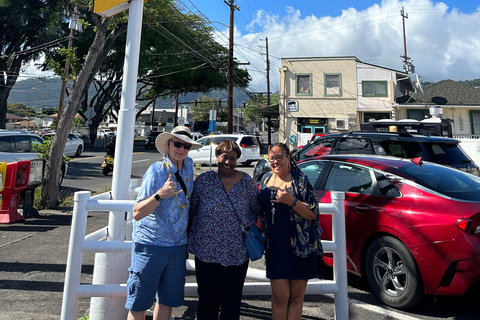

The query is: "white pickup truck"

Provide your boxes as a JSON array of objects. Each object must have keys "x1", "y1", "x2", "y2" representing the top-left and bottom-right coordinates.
[{"x1": 97, "y1": 129, "x2": 115, "y2": 138}]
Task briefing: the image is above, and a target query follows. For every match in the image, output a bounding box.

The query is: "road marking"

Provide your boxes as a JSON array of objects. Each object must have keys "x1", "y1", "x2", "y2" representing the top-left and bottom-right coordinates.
[
  {"x1": 0, "y1": 234, "x2": 34, "y2": 249},
  {"x1": 350, "y1": 298, "x2": 422, "y2": 320},
  {"x1": 133, "y1": 159, "x2": 150, "y2": 163}
]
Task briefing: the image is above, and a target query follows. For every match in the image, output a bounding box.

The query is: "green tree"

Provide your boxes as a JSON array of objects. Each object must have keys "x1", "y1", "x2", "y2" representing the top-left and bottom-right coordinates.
[
  {"x1": 40, "y1": 1, "x2": 128, "y2": 208},
  {"x1": 41, "y1": 107, "x2": 58, "y2": 116},
  {"x1": 0, "y1": 0, "x2": 65, "y2": 128},
  {"x1": 41, "y1": 0, "x2": 250, "y2": 208},
  {"x1": 190, "y1": 95, "x2": 227, "y2": 122},
  {"x1": 7, "y1": 103, "x2": 37, "y2": 117},
  {"x1": 244, "y1": 93, "x2": 279, "y2": 126}
]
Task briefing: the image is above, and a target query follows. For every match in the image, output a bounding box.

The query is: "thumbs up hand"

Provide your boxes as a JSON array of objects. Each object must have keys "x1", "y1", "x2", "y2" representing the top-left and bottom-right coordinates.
[{"x1": 157, "y1": 174, "x2": 182, "y2": 200}]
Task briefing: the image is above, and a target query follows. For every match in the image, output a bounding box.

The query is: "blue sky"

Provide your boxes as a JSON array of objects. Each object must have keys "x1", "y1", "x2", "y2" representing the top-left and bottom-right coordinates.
[
  {"x1": 180, "y1": 0, "x2": 480, "y2": 93},
  {"x1": 24, "y1": 0, "x2": 480, "y2": 93}
]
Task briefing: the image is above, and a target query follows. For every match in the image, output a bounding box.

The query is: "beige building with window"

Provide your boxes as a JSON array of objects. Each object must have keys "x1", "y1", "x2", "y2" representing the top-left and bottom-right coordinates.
[{"x1": 278, "y1": 56, "x2": 414, "y2": 147}]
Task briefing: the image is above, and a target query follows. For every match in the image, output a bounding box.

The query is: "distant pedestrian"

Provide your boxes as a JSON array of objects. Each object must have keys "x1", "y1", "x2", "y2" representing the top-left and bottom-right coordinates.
[{"x1": 125, "y1": 126, "x2": 202, "y2": 320}]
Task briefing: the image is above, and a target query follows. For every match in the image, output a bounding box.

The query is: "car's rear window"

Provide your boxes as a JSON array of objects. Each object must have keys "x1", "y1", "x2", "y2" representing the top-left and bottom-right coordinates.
[
  {"x1": 401, "y1": 163, "x2": 480, "y2": 201},
  {"x1": 240, "y1": 137, "x2": 259, "y2": 147},
  {"x1": 211, "y1": 136, "x2": 236, "y2": 144}
]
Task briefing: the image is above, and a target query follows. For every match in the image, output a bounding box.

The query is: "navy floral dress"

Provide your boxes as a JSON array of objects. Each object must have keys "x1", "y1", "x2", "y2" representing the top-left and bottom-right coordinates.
[{"x1": 259, "y1": 169, "x2": 323, "y2": 279}]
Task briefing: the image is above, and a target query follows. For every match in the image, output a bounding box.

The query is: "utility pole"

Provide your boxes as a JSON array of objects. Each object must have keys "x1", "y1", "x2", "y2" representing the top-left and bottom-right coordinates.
[
  {"x1": 265, "y1": 37, "x2": 271, "y2": 106},
  {"x1": 400, "y1": 7, "x2": 411, "y2": 73},
  {"x1": 225, "y1": 0, "x2": 239, "y2": 134},
  {"x1": 174, "y1": 91, "x2": 179, "y2": 126},
  {"x1": 57, "y1": 5, "x2": 77, "y2": 129},
  {"x1": 261, "y1": 37, "x2": 272, "y2": 145}
]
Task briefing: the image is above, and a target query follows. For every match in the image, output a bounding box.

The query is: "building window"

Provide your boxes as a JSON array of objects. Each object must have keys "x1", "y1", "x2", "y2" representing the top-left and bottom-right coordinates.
[
  {"x1": 407, "y1": 109, "x2": 428, "y2": 120},
  {"x1": 296, "y1": 74, "x2": 312, "y2": 95},
  {"x1": 364, "y1": 112, "x2": 391, "y2": 123},
  {"x1": 362, "y1": 81, "x2": 388, "y2": 97},
  {"x1": 470, "y1": 110, "x2": 480, "y2": 134},
  {"x1": 324, "y1": 74, "x2": 342, "y2": 96}
]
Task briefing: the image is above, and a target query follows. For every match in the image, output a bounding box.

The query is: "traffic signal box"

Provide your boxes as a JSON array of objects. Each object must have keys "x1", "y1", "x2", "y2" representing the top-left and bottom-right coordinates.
[{"x1": 0, "y1": 161, "x2": 31, "y2": 224}]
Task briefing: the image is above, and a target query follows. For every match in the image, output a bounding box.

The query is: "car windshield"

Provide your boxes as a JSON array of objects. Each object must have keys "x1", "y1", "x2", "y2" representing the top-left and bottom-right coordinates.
[{"x1": 401, "y1": 162, "x2": 480, "y2": 201}]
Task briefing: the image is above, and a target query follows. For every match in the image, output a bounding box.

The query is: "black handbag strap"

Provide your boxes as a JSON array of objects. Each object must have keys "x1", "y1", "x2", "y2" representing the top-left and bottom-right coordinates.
[
  {"x1": 217, "y1": 172, "x2": 246, "y2": 230},
  {"x1": 174, "y1": 171, "x2": 188, "y2": 195}
]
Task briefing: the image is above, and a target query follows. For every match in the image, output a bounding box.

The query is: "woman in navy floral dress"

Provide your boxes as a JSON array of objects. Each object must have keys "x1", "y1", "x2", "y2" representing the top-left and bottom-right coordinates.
[
  {"x1": 188, "y1": 140, "x2": 260, "y2": 320},
  {"x1": 258, "y1": 142, "x2": 323, "y2": 320}
]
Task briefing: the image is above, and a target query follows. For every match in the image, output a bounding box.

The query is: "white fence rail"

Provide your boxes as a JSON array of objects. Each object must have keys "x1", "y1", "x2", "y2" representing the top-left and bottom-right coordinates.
[
  {"x1": 455, "y1": 135, "x2": 480, "y2": 167},
  {"x1": 61, "y1": 191, "x2": 348, "y2": 320}
]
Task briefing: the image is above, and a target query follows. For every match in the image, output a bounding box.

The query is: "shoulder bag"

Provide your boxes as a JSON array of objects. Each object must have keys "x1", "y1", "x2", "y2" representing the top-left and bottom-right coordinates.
[{"x1": 217, "y1": 172, "x2": 265, "y2": 261}]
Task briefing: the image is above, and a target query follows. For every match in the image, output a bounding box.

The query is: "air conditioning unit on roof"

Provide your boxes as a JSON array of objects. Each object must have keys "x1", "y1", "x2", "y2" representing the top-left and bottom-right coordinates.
[{"x1": 335, "y1": 118, "x2": 349, "y2": 130}]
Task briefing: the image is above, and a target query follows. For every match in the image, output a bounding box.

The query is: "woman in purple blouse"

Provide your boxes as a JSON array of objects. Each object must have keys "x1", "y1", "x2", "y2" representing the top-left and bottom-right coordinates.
[{"x1": 188, "y1": 140, "x2": 260, "y2": 320}]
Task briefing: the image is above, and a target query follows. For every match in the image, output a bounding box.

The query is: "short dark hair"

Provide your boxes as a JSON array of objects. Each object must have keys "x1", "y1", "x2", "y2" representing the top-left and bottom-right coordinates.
[{"x1": 215, "y1": 139, "x2": 241, "y2": 159}]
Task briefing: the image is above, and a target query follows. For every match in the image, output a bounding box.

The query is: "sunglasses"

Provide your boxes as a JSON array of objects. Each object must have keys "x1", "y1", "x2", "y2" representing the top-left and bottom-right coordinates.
[{"x1": 171, "y1": 140, "x2": 192, "y2": 150}]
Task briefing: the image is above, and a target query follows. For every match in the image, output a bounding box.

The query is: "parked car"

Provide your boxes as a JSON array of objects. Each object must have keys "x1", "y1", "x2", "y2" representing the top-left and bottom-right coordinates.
[
  {"x1": 295, "y1": 132, "x2": 479, "y2": 175},
  {"x1": 253, "y1": 131, "x2": 479, "y2": 182},
  {"x1": 192, "y1": 132, "x2": 203, "y2": 141},
  {"x1": 144, "y1": 131, "x2": 161, "y2": 148},
  {"x1": 297, "y1": 155, "x2": 480, "y2": 309},
  {"x1": 298, "y1": 133, "x2": 329, "y2": 149},
  {"x1": 97, "y1": 129, "x2": 115, "y2": 138},
  {"x1": 189, "y1": 134, "x2": 261, "y2": 166},
  {"x1": 41, "y1": 133, "x2": 84, "y2": 157},
  {"x1": 0, "y1": 130, "x2": 67, "y2": 185}
]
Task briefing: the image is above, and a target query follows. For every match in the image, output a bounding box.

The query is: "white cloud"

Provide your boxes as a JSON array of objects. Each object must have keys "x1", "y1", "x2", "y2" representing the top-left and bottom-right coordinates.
[
  {"x1": 228, "y1": 0, "x2": 480, "y2": 92},
  {"x1": 18, "y1": 54, "x2": 55, "y2": 81}
]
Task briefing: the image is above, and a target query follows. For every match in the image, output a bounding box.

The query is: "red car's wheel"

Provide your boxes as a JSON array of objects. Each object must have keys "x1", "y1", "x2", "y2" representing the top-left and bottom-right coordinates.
[{"x1": 365, "y1": 236, "x2": 424, "y2": 309}]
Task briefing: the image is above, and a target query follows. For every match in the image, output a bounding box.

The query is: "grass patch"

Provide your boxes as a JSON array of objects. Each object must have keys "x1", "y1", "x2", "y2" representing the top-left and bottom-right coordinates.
[{"x1": 33, "y1": 185, "x2": 113, "y2": 210}]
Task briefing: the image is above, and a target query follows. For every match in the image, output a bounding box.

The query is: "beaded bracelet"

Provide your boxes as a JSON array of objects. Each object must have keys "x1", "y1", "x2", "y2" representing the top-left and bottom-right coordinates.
[{"x1": 289, "y1": 198, "x2": 298, "y2": 208}]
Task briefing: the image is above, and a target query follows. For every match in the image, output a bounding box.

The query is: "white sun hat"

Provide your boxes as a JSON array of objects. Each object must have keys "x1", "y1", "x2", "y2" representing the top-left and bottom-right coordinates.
[{"x1": 155, "y1": 126, "x2": 202, "y2": 155}]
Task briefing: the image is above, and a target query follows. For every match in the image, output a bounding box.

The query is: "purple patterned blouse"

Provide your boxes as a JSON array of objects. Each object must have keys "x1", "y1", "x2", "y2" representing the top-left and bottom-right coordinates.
[{"x1": 187, "y1": 170, "x2": 260, "y2": 266}]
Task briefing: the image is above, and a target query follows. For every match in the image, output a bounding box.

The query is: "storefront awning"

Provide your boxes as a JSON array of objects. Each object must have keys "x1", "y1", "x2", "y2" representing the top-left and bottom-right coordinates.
[{"x1": 257, "y1": 103, "x2": 279, "y2": 118}]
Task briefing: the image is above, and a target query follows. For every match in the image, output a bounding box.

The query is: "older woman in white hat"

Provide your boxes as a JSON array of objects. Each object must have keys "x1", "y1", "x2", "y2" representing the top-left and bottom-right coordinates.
[{"x1": 126, "y1": 126, "x2": 201, "y2": 320}]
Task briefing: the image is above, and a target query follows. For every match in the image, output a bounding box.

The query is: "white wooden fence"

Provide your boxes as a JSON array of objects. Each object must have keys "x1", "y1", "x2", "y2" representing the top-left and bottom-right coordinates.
[{"x1": 61, "y1": 190, "x2": 348, "y2": 320}]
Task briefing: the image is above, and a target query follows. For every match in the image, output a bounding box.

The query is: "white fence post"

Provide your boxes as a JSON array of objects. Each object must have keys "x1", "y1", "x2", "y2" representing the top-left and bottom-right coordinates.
[
  {"x1": 61, "y1": 191, "x2": 91, "y2": 320},
  {"x1": 331, "y1": 191, "x2": 348, "y2": 319}
]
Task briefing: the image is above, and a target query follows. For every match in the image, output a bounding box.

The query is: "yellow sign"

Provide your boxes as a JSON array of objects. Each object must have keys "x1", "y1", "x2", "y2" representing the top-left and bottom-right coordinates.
[
  {"x1": 94, "y1": 0, "x2": 129, "y2": 17},
  {"x1": 0, "y1": 162, "x2": 6, "y2": 191}
]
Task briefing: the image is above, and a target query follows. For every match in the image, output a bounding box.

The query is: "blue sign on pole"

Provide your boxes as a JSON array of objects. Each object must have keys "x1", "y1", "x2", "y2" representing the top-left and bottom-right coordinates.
[{"x1": 209, "y1": 120, "x2": 216, "y2": 132}]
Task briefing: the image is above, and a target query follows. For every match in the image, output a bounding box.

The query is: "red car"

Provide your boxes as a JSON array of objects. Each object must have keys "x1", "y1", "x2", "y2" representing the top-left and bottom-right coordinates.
[{"x1": 297, "y1": 155, "x2": 480, "y2": 309}]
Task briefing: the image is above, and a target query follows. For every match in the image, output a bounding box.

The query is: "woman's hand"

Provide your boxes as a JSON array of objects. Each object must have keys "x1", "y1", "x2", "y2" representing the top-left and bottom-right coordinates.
[{"x1": 271, "y1": 187, "x2": 295, "y2": 205}]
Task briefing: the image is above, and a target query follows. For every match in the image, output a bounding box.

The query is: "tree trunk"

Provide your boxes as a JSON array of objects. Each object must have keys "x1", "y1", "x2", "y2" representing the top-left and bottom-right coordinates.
[{"x1": 41, "y1": 15, "x2": 126, "y2": 208}]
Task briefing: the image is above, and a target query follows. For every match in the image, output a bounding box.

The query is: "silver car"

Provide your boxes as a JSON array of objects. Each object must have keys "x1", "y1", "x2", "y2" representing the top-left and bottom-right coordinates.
[
  {"x1": 0, "y1": 130, "x2": 68, "y2": 185},
  {"x1": 189, "y1": 134, "x2": 261, "y2": 166}
]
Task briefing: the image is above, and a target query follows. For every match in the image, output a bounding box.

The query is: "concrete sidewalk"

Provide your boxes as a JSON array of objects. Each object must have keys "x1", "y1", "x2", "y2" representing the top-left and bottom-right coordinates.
[{"x1": 0, "y1": 208, "x2": 332, "y2": 320}]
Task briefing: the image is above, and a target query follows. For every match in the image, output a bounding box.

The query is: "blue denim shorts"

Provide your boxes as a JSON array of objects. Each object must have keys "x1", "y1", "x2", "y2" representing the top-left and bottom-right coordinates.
[{"x1": 125, "y1": 243, "x2": 186, "y2": 311}]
